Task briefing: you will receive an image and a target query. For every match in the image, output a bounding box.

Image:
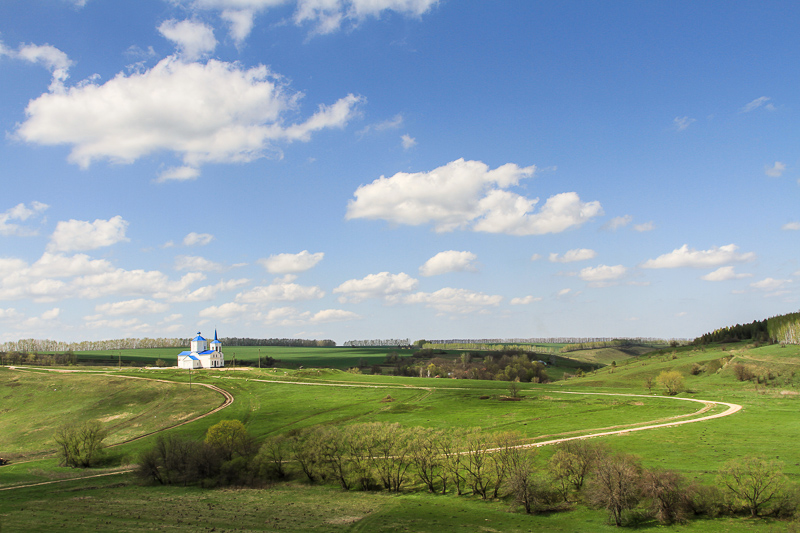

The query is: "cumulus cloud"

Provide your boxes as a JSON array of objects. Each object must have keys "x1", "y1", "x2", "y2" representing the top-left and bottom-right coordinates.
[
  {"x1": 174, "y1": 255, "x2": 226, "y2": 272},
  {"x1": 346, "y1": 158, "x2": 601, "y2": 235},
  {"x1": 740, "y1": 96, "x2": 775, "y2": 113},
  {"x1": 170, "y1": 278, "x2": 250, "y2": 302},
  {"x1": 294, "y1": 0, "x2": 439, "y2": 36},
  {"x1": 358, "y1": 114, "x2": 403, "y2": 136},
  {"x1": 15, "y1": 56, "x2": 363, "y2": 177},
  {"x1": 783, "y1": 222, "x2": 800, "y2": 231},
  {"x1": 404, "y1": 287, "x2": 502, "y2": 314},
  {"x1": 549, "y1": 248, "x2": 596, "y2": 263},
  {"x1": 0, "y1": 201, "x2": 49, "y2": 236},
  {"x1": 419, "y1": 251, "x2": 477, "y2": 276},
  {"x1": 333, "y1": 272, "x2": 418, "y2": 303},
  {"x1": 401, "y1": 134, "x2": 417, "y2": 149},
  {"x1": 641, "y1": 244, "x2": 755, "y2": 269},
  {"x1": 701, "y1": 266, "x2": 753, "y2": 282},
  {"x1": 183, "y1": 232, "x2": 214, "y2": 246},
  {"x1": 158, "y1": 19, "x2": 217, "y2": 61},
  {"x1": 602, "y1": 215, "x2": 632, "y2": 231},
  {"x1": 6, "y1": 42, "x2": 73, "y2": 91},
  {"x1": 310, "y1": 308, "x2": 360, "y2": 323},
  {"x1": 673, "y1": 116, "x2": 695, "y2": 131},
  {"x1": 633, "y1": 221, "x2": 655, "y2": 232},
  {"x1": 765, "y1": 161, "x2": 786, "y2": 177},
  {"x1": 510, "y1": 295, "x2": 541, "y2": 305},
  {"x1": 47, "y1": 216, "x2": 129, "y2": 253},
  {"x1": 235, "y1": 279, "x2": 325, "y2": 303},
  {"x1": 259, "y1": 250, "x2": 323, "y2": 273},
  {"x1": 157, "y1": 166, "x2": 201, "y2": 182},
  {"x1": 94, "y1": 298, "x2": 170, "y2": 316},
  {"x1": 579, "y1": 264, "x2": 627, "y2": 283},
  {"x1": 750, "y1": 277, "x2": 791, "y2": 291}
]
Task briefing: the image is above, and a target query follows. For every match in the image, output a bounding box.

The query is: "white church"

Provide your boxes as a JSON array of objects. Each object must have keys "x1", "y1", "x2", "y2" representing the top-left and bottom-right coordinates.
[{"x1": 177, "y1": 331, "x2": 225, "y2": 369}]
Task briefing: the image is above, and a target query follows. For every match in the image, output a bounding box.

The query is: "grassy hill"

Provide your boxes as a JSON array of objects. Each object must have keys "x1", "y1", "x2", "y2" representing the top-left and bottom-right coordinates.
[{"x1": 3, "y1": 341, "x2": 800, "y2": 531}]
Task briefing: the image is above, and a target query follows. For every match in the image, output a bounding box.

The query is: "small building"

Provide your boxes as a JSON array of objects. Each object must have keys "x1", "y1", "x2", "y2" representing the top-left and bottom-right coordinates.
[{"x1": 177, "y1": 330, "x2": 225, "y2": 369}]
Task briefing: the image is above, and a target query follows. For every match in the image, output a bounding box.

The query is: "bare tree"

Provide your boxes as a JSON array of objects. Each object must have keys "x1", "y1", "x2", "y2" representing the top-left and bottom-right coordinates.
[
  {"x1": 641, "y1": 468, "x2": 689, "y2": 524},
  {"x1": 408, "y1": 426, "x2": 441, "y2": 493},
  {"x1": 587, "y1": 451, "x2": 642, "y2": 526},
  {"x1": 462, "y1": 430, "x2": 492, "y2": 499},
  {"x1": 549, "y1": 439, "x2": 603, "y2": 499}
]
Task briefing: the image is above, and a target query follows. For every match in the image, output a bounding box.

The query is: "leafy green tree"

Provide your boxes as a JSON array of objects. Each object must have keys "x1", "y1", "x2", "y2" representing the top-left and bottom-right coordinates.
[
  {"x1": 656, "y1": 370, "x2": 685, "y2": 396},
  {"x1": 717, "y1": 456, "x2": 788, "y2": 517},
  {"x1": 205, "y1": 420, "x2": 255, "y2": 461}
]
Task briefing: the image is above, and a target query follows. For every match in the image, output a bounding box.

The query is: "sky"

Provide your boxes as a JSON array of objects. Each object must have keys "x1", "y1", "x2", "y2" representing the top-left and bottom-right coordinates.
[{"x1": 0, "y1": 0, "x2": 798, "y2": 344}]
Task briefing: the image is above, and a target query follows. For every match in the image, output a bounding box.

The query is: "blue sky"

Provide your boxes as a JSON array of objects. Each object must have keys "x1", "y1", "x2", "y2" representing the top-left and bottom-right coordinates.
[{"x1": 0, "y1": 0, "x2": 797, "y2": 344}]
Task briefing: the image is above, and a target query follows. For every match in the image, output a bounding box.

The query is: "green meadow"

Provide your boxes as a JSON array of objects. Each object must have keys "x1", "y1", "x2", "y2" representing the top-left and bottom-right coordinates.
[{"x1": 2, "y1": 341, "x2": 800, "y2": 531}]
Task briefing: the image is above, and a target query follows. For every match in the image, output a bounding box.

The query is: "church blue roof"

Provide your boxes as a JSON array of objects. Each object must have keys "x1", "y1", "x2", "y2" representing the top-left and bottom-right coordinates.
[
  {"x1": 210, "y1": 339, "x2": 221, "y2": 344},
  {"x1": 178, "y1": 351, "x2": 192, "y2": 356},
  {"x1": 189, "y1": 355, "x2": 200, "y2": 361},
  {"x1": 198, "y1": 350, "x2": 215, "y2": 355},
  {"x1": 193, "y1": 334, "x2": 206, "y2": 341}
]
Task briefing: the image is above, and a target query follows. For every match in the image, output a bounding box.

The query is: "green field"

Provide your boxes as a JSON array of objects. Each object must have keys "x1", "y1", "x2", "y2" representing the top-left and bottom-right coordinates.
[{"x1": 3, "y1": 342, "x2": 800, "y2": 531}]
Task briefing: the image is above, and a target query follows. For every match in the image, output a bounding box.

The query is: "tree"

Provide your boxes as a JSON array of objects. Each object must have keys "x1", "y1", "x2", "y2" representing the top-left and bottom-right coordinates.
[
  {"x1": 644, "y1": 376, "x2": 654, "y2": 393},
  {"x1": 549, "y1": 439, "x2": 603, "y2": 499},
  {"x1": 717, "y1": 456, "x2": 787, "y2": 517},
  {"x1": 656, "y1": 370, "x2": 685, "y2": 396},
  {"x1": 641, "y1": 468, "x2": 689, "y2": 524},
  {"x1": 205, "y1": 420, "x2": 255, "y2": 461},
  {"x1": 54, "y1": 420, "x2": 108, "y2": 468},
  {"x1": 508, "y1": 380, "x2": 520, "y2": 399},
  {"x1": 255, "y1": 435, "x2": 290, "y2": 480},
  {"x1": 587, "y1": 452, "x2": 642, "y2": 526}
]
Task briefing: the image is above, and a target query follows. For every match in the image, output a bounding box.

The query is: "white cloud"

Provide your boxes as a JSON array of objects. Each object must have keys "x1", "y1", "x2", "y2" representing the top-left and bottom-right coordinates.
[
  {"x1": 346, "y1": 158, "x2": 601, "y2": 235},
  {"x1": 83, "y1": 317, "x2": 150, "y2": 332},
  {"x1": 404, "y1": 287, "x2": 502, "y2": 314},
  {"x1": 28, "y1": 253, "x2": 113, "y2": 278},
  {"x1": 12, "y1": 43, "x2": 73, "y2": 91},
  {"x1": 557, "y1": 288, "x2": 572, "y2": 297},
  {"x1": 183, "y1": 232, "x2": 214, "y2": 246},
  {"x1": 174, "y1": 255, "x2": 226, "y2": 272},
  {"x1": 236, "y1": 280, "x2": 325, "y2": 303},
  {"x1": 295, "y1": 0, "x2": 439, "y2": 35},
  {"x1": 741, "y1": 96, "x2": 775, "y2": 113},
  {"x1": 641, "y1": 244, "x2": 755, "y2": 269},
  {"x1": 530, "y1": 254, "x2": 542, "y2": 261},
  {"x1": 765, "y1": 161, "x2": 786, "y2": 177},
  {"x1": 158, "y1": 19, "x2": 217, "y2": 61},
  {"x1": 47, "y1": 216, "x2": 129, "y2": 253},
  {"x1": 549, "y1": 248, "x2": 596, "y2": 263},
  {"x1": 199, "y1": 301, "x2": 249, "y2": 319},
  {"x1": 602, "y1": 215, "x2": 632, "y2": 231},
  {"x1": 633, "y1": 221, "x2": 655, "y2": 232},
  {"x1": 310, "y1": 309, "x2": 360, "y2": 323},
  {"x1": 0, "y1": 201, "x2": 49, "y2": 236},
  {"x1": 751, "y1": 277, "x2": 791, "y2": 291},
  {"x1": 259, "y1": 250, "x2": 324, "y2": 273},
  {"x1": 94, "y1": 298, "x2": 169, "y2": 316},
  {"x1": 15, "y1": 56, "x2": 363, "y2": 177},
  {"x1": 510, "y1": 295, "x2": 541, "y2": 305},
  {"x1": 359, "y1": 114, "x2": 403, "y2": 136},
  {"x1": 673, "y1": 116, "x2": 695, "y2": 131},
  {"x1": 74, "y1": 270, "x2": 205, "y2": 300},
  {"x1": 157, "y1": 166, "x2": 201, "y2": 182},
  {"x1": 333, "y1": 272, "x2": 418, "y2": 303},
  {"x1": 579, "y1": 264, "x2": 627, "y2": 282},
  {"x1": 171, "y1": 278, "x2": 250, "y2": 302},
  {"x1": 401, "y1": 134, "x2": 417, "y2": 149},
  {"x1": 701, "y1": 266, "x2": 752, "y2": 282},
  {"x1": 782, "y1": 222, "x2": 800, "y2": 231},
  {"x1": 419, "y1": 250, "x2": 477, "y2": 276},
  {"x1": 221, "y1": 9, "x2": 256, "y2": 45}
]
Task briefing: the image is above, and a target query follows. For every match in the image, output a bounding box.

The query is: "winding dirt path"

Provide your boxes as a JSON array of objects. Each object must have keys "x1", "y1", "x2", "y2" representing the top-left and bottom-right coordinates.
[{"x1": 0, "y1": 369, "x2": 742, "y2": 491}]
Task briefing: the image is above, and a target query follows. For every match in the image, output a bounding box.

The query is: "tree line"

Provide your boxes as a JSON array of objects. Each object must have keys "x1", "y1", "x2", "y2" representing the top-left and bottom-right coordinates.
[
  {"x1": 125, "y1": 420, "x2": 799, "y2": 526},
  {"x1": 387, "y1": 350, "x2": 550, "y2": 383}
]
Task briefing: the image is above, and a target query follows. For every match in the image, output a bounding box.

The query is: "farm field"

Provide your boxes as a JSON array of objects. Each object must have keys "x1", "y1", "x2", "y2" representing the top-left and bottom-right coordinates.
[{"x1": 2, "y1": 341, "x2": 800, "y2": 531}]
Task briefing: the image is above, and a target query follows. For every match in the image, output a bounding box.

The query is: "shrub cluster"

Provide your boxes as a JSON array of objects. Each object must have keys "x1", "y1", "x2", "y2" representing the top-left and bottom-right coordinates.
[
  {"x1": 390, "y1": 350, "x2": 549, "y2": 383},
  {"x1": 135, "y1": 420, "x2": 799, "y2": 527}
]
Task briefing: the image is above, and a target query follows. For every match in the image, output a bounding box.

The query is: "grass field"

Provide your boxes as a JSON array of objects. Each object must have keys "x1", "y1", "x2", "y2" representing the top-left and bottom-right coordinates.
[{"x1": 3, "y1": 341, "x2": 800, "y2": 531}]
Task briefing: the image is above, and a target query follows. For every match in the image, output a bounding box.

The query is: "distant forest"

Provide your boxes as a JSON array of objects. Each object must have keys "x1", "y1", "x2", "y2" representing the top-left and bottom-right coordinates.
[
  {"x1": 0, "y1": 337, "x2": 336, "y2": 353},
  {"x1": 694, "y1": 310, "x2": 800, "y2": 345}
]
